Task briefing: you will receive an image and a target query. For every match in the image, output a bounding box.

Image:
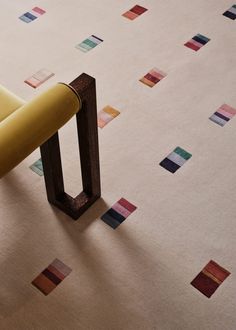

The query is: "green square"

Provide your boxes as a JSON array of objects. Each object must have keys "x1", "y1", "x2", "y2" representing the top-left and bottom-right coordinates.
[
  {"x1": 80, "y1": 42, "x2": 92, "y2": 50},
  {"x1": 30, "y1": 159, "x2": 44, "y2": 176},
  {"x1": 173, "y1": 147, "x2": 192, "y2": 160},
  {"x1": 82, "y1": 38, "x2": 97, "y2": 48}
]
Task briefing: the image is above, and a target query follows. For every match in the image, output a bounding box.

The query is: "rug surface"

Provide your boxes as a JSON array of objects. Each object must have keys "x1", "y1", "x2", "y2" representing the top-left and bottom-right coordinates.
[{"x1": 0, "y1": 1, "x2": 236, "y2": 329}]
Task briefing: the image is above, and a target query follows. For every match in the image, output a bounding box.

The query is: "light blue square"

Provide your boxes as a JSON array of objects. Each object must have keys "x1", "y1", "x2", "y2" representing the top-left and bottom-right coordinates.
[{"x1": 19, "y1": 15, "x2": 32, "y2": 23}]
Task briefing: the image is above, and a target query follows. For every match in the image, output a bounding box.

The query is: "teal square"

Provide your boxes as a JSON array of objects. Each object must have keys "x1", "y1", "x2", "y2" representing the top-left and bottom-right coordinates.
[{"x1": 30, "y1": 159, "x2": 44, "y2": 176}]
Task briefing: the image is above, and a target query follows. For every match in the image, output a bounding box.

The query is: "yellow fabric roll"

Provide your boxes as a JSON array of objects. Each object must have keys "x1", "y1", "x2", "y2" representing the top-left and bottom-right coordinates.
[
  {"x1": 0, "y1": 83, "x2": 81, "y2": 178},
  {"x1": 0, "y1": 85, "x2": 25, "y2": 122}
]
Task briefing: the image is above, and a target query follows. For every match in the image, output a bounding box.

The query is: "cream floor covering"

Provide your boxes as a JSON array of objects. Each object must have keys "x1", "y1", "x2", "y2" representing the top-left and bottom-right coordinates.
[{"x1": 0, "y1": 0, "x2": 236, "y2": 329}]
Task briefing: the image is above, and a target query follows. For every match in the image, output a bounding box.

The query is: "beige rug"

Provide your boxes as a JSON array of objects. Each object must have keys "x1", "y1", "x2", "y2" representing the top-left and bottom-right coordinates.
[{"x1": 0, "y1": 1, "x2": 236, "y2": 329}]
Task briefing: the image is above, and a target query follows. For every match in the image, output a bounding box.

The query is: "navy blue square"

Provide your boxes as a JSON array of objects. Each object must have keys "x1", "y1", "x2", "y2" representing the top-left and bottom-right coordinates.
[
  {"x1": 192, "y1": 35, "x2": 208, "y2": 45},
  {"x1": 101, "y1": 213, "x2": 121, "y2": 229},
  {"x1": 159, "y1": 158, "x2": 180, "y2": 173},
  {"x1": 24, "y1": 12, "x2": 37, "y2": 20},
  {"x1": 107, "y1": 208, "x2": 126, "y2": 223},
  {"x1": 223, "y1": 11, "x2": 236, "y2": 20}
]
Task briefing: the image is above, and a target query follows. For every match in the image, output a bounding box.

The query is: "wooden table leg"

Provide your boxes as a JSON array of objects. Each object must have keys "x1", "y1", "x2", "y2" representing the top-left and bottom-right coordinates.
[{"x1": 40, "y1": 73, "x2": 101, "y2": 220}]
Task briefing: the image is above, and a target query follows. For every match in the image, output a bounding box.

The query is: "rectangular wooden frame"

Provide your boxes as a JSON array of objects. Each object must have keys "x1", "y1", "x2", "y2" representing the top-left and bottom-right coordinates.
[{"x1": 40, "y1": 73, "x2": 101, "y2": 220}]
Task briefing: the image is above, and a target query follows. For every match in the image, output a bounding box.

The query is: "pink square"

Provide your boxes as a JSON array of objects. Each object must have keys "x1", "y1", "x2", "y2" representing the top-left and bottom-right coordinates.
[
  {"x1": 189, "y1": 39, "x2": 204, "y2": 49},
  {"x1": 97, "y1": 110, "x2": 113, "y2": 128},
  {"x1": 149, "y1": 68, "x2": 166, "y2": 80},
  {"x1": 32, "y1": 7, "x2": 46, "y2": 15},
  {"x1": 216, "y1": 108, "x2": 234, "y2": 119},
  {"x1": 220, "y1": 104, "x2": 236, "y2": 115},
  {"x1": 24, "y1": 77, "x2": 41, "y2": 88},
  {"x1": 112, "y1": 202, "x2": 131, "y2": 218},
  {"x1": 24, "y1": 69, "x2": 54, "y2": 89},
  {"x1": 122, "y1": 11, "x2": 138, "y2": 20}
]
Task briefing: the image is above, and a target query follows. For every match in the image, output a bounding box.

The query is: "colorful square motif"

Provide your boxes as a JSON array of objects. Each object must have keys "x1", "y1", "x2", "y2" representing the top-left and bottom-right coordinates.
[
  {"x1": 19, "y1": 7, "x2": 46, "y2": 23},
  {"x1": 122, "y1": 5, "x2": 148, "y2": 20},
  {"x1": 76, "y1": 35, "x2": 103, "y2": 52},
  {"x1": 24, "y1": 69, "x2": 54, "y2": 88},
  {"x1": 32, "y1": 259, "x2": 72, "y2": 295},
  {"x1": 184, "y1": 34, "x2": 210, "y2": 51},
  {"x1": 159, "y1": 147, "x2": 192, "y2": 173},
  {"x1": 209, "y1": 104, "x2": 236, "y2": 126},
  {"x1": 101, "y1": 198, "x2": 137, "y2": 229},
  {"x1": 191, "y1": 260, "x2": 230, "y2": 298},
  {"x1": 98, "y1": 106, "x2": 120, "y2": 128},
  {"x1": 223, "y1": 4, "x2": 236, "y2": 20},
  {"x1": 139, "y1": 68, "x2": 167, "y2": 87},
  {"x1": 30, "y1": 159, "x2": 44, "y2": 176}
]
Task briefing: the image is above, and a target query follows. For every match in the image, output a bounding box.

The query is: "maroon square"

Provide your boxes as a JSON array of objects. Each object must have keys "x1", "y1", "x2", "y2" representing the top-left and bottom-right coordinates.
[
  {"x1": 144, "y1": 73, "x2": 160, "y2": 84},
  {"x1": 184, "y1": 41, "x2": 200, "y2": 51},
  {"x1": 130, "y1": 5, "x2": 148, "y2": 15},
  {"x1": 191, "y1": 272, "x2": 219, "y2": 298}
]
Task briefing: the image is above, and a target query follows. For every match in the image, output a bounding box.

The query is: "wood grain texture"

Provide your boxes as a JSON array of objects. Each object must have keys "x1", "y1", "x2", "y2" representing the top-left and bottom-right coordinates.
[{"x1": 40, "y1": 73, "x2": 101, "y2": 220}]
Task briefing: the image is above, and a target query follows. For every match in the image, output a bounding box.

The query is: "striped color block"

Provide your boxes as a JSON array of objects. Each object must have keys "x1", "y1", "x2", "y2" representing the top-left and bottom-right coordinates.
[
  {"x1": 75, "y1": 35, "x2": 103, "y2": 53},
  {"x1": 209, "y1": 104, "x2": 236, "y2": 127},
  {"x1": 191, "y1": 260, "x2": 230, "y2": 298},
  {"x1": 101, "y1": 198, "x2": 137, "y2": 229},
  {"x1": 98, "y1": 106, "x2": 120, "y2": 128},
  {"x1": 32, "y1": 259, "x2": 72, "y2": 295},
  {"x1": 159, "y1": 147, "x2": 192, "y2": 173},
  {"x1": 30, "y1": 159, "x2": 43, "y2": 176},
  {"x1": 19, "y1": 7, "x2": 46, "y2": 23},
  {"x1": 184, "y1": 34, "x2": 210, "y2": 51},
  {"x1": 122, "y1": 5, "x2": 148, "y2": 20},
  {"x1": 223, "y1": 4, "x2": 236, "y2": 20},
  {"x1": 139, "y1": 68, "x2": 167, "y2": 87},
  {"x1": 24, "y1": 69, "x2": 55, "y2": 88}
]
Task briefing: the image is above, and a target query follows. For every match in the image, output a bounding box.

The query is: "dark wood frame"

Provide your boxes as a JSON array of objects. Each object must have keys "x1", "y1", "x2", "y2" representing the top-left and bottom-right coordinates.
[{"x1": 40, "y1": 73, "x2": 101, "y2": 220}]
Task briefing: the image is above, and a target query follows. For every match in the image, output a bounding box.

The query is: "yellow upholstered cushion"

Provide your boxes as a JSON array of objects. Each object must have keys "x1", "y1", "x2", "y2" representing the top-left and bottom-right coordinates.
[
  {"x1": 0, "y1": 85, "x2": 25, "y2": 122},
  {"x1": 0, "y1": 83, "x2": 81, "y2": 178}
]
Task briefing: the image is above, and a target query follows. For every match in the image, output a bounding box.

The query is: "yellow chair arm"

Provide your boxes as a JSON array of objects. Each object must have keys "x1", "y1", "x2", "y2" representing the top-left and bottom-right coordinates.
[
  {"x1": 0, "y1": 85, "x2": 25, "y2": 122},
  {"x1": 0, "y1": 83, "x2": 81, "y2": 178}
]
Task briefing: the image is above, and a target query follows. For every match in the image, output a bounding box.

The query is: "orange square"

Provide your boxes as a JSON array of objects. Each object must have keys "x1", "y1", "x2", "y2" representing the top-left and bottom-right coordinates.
[
  {"x1": 122, "y1": 11, "x2": 138, "y2": 20},
  {"x1": 32, "y1": 273, "x2": 57, "y2": 295},
  {"x1": 139, "y1": 77, "x2": 155, "y2": 87}
]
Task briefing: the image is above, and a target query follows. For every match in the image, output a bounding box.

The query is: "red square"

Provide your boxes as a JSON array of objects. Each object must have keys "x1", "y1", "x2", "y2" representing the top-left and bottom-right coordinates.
[
  {"x1": 205, "y1": 260, "x2": 230, "y2": 282},
  {"x1": 184, "y1": 41, "x2": 200, "y2": 51},
  {"x1": 118, "y1": 198, "x2": 137, "y2": 213},
  {"x1": 144, "y1": 73, "x2": 160, "y2": 84},
  {"x1": 130, "y1": 5, "x2": 148, "y2": 15}
]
